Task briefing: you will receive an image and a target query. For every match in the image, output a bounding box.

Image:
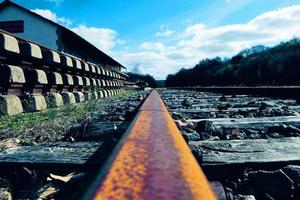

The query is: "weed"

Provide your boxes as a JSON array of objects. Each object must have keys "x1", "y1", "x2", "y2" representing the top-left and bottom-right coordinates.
[{"x1": 0, "y1": 90, "x2": 136, "y2": 145}]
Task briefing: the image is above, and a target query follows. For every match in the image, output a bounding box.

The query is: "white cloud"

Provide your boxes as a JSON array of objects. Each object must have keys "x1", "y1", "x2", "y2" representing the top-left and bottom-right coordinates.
[
  {"x1": 114, "y1": 51, "x2": 190, "y2": 79},
  {"x1": 183, "y1": 23, "x2": 205, "y2": 36},
  {"x1": 156, "y1": 24, "x2": 175, "y2": 37},
  {"x1": 140, "y1": 42, "x2": 166, "y2": 51},
  {"x1": 178, "y1": 5, "x2": 300, "y2": 57},
  {"x1": 31, "y1": 9, "x2": 56, "y2": 21},
  {"x1": 71, "y1": 24, "x2": 125, "y2": 52},
  {"x1": 120, "y1": 5, "x2": 300, "y2": 79},
  {"x1": 31, "y1": 5, "x2": 300, "y2": 80},
  {"x1": 31, "y1": 9, "x2": 72, "y2": 27},
  {"x1": 31, "y1": 9, "x2": 125, "y2": 53}
]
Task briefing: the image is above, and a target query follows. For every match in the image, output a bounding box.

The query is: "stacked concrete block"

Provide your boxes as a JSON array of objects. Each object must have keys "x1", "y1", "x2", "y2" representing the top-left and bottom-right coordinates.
[
  {"x1": 0, "y1": 65, "x2": 25, "y2": 115},
  {"x1": 96, "y1": 79, "x2": 102, "y2": 89},
  {"x1": 103, "y1": 90, "x2": 108, "y2": 98},
  {"x1": 61, "y1": 92, "x2": 76, "y2": 104},
  {"x1": 106, "y1": 90, "x2": 111, "y2": 97},
  {"x1": 61, "y1": 74, "x2": 76, "y2": 104},
  {"x1": 100, "y1": 68, "x2": 105, "y2": 75},
  {"x1": 73, "y1": 58, "x2": 82, "y2": 70},
  {"x1": 60, "y1": 55, "x2": 73, "y2": 70},
  {"x1": 90, "y1": 64, "x2": 96, "y2": 74},
  {"x1": 96, "y1": 66, "x2": 101, "y2": 75},
  {"x1": 45, "y1": 72, "x2": 64, "y2": 108},
  {"x1": 0, "y1": 32, "x2": 20, "y2": 59},
  {"x1": 91, "y1": 91, "x2": 98, "y2": 100},
  {"x1": 42, "y1": 49, "x2": 61, "y2": 65},
  {"x1": 98, "y1": 90, "x2": 104, "y2": 99},
  {"x1": 73, "y1": 91, "x2": 85, "y2": 103},
  {"x1": 73, "y1": 75, "x2": 84, "y2": 91},
  {"x1": 22, "y1": 68, "x2": 48, "y2": 112},
  {"x1": 101, "y1": 80, "x2": 106, "y2": 88},
  {"x1": 24, "y1": 69, "x2": 48, "y2": 93},
  {"x1": 90, "y1": 78, "x2": 97, "y2": 88},
  {"x1": 83, "y1": 77, "x2": 91, "y2": 93},
  {"x1": 84, "y1": 92, "x2": 92, "y2": 101},
  {"x1": 46, "y1": 92, "x2": 64, "y2": 108},
  {"x1": 19, "y1": 41, "x2": 43, "y2": 61},
  {"x1": 106, "y1": 80, "x2": 110, "y2": 88},
  {"x1": 62, "y1": 74, "x2": 74, "y2": 91},
  {"x1": 47, "y1": 72, "x2": 63, "y2": 92},
  {"x1": 0, "y1": 30, "x2": 126, "y2": 116},
  {"x1": 22, "y1": 94, "x2": 47, "y2": 112},
  {"x1": 0, "y1": 95, "x2": 23, "y2": 116},
  {"x1": 0, "y1": 65, "x2": 25, "y2": 95},
  {"x1": 83, "y1": 62, "x2": 90, "y2": 72},
  {"x1": 105, "y1": 69, "x2": 109, "y2": 77},
  {"x1": 83, "y1": 77, "x2": 91, "y2": 87}
]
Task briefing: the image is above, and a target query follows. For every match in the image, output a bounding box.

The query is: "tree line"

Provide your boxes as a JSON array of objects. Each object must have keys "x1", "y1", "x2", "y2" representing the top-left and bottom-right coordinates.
[
  {"x1": 165, "y1": 38, "x2": 300, "y2": 87},
  {"x1": 127, "y1": 72, "x2": 157, "y2": 88}
]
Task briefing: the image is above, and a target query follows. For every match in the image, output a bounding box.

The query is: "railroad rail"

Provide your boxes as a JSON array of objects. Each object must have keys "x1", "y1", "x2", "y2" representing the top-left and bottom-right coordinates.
[{"x1": 84, "y1": 90, "x2": 217, "y2": 200}]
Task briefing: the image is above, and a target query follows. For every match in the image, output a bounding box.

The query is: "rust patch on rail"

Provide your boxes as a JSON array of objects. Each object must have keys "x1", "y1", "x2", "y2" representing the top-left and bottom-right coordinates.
[{"x1": 92, "y1": 90, "x2": 217, "y2": 200}]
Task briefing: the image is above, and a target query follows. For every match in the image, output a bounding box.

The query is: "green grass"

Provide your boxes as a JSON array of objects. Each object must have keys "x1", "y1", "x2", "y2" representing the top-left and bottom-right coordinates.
[{"x1": 0, "y1": 90, "x2": 136, "y2": 145}]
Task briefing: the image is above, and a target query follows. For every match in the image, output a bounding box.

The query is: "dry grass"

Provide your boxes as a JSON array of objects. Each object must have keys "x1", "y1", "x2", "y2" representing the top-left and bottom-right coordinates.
[{"x1": 0, "y1": 90, "x2": 135, "y2": 145}]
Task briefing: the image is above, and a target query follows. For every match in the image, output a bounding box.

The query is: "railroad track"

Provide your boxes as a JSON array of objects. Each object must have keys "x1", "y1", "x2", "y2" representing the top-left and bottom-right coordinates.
[
  {"x1": 0, "y1": 89, "x2": 218, "y2": 200},
  {"x1": 83, "y1": 88, "x2": 300, "y2": 200},
  {"x1": 0, "y1": 90, "x2": 300, "y2": 200},
  {"x1": 83, "y1": 89, "x2": 216, "y2": 200},
  {"x1": 1, "y1": 88, "x2": 300, "y2": 199}
]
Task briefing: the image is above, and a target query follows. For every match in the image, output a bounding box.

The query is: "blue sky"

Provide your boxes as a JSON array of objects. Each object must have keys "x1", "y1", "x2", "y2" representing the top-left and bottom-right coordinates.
[{"x1": 9, "y1": 0, "x2": 300, "y2": 79}]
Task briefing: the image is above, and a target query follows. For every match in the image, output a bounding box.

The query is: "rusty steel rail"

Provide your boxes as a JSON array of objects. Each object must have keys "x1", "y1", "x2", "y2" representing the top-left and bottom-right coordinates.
[{"x1": 84, "y1": 90, "x2": 217, "y2": 200}]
